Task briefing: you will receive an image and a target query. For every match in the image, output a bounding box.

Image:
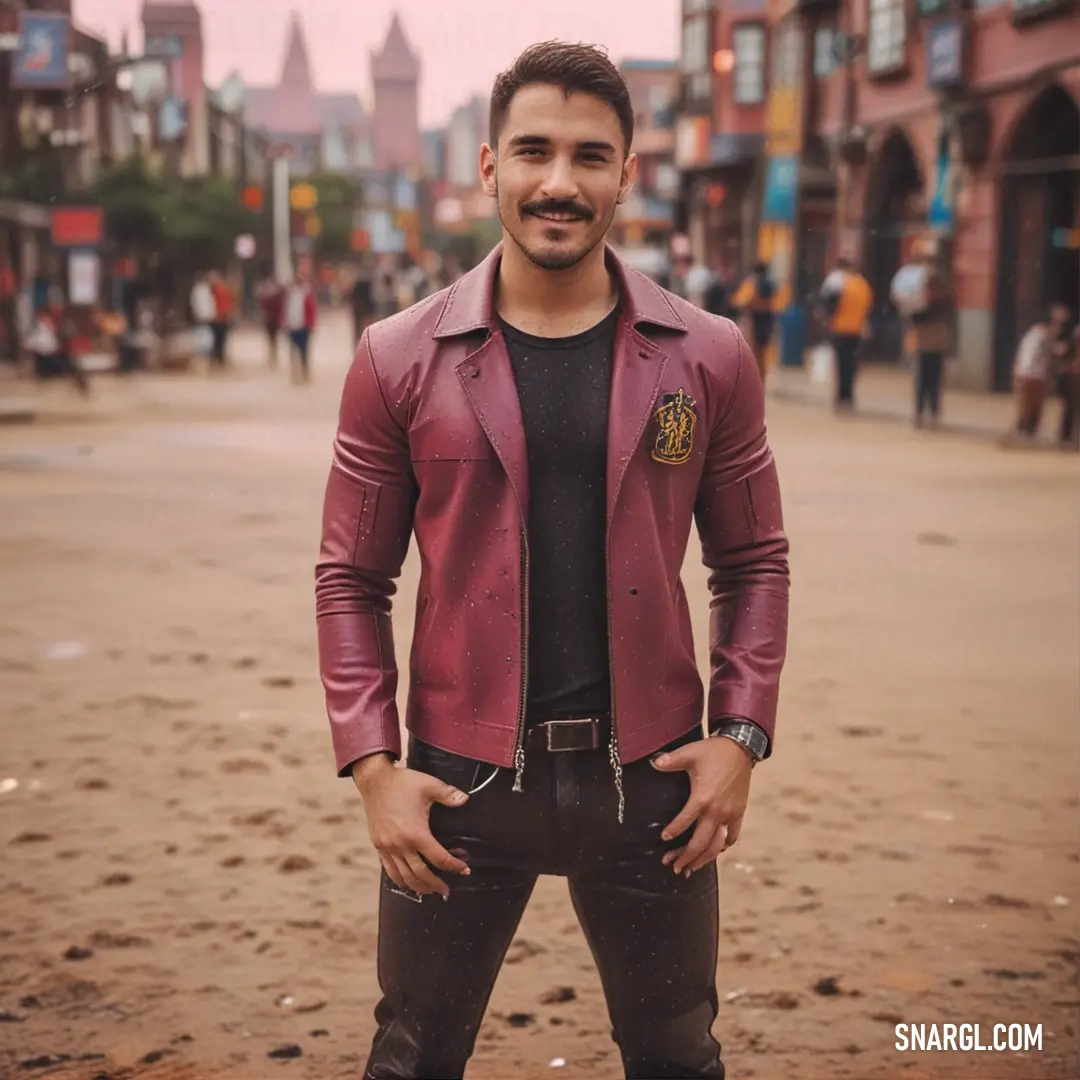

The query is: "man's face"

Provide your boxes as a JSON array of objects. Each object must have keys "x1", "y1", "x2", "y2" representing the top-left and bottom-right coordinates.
[{"x1": 481, "y1": 84, "x2": 636, "y2": 271}]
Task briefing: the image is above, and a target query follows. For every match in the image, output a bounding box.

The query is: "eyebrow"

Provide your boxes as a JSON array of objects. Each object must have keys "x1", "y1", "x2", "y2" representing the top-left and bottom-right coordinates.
[{"x1": 507, "y1": 134, "x2": 617, "y2": 155}]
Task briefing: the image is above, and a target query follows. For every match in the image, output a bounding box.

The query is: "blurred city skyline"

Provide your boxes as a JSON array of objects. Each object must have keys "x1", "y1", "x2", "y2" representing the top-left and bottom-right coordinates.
[{"x1": 73, "y1": 0, "x2": 680, "y2": 127}]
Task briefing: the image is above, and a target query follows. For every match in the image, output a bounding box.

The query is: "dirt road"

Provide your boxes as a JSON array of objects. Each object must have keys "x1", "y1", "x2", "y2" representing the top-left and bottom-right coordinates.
[{"x1": 2, "y1": 313, "x2": 1077, "y2": 1079}]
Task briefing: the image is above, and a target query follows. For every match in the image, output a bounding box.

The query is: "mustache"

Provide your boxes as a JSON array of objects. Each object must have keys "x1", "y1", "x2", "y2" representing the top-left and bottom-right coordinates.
[{"x1": 520, "y1": 199, "x2": 594, "y2": 221}]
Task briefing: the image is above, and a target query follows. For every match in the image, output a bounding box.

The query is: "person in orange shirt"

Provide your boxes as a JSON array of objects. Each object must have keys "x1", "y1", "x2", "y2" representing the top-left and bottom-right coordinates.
[
  {"x1": 208, "y1": 272, "x2": 235, "y2": 367},
  {"x1": 817, "y1": 258, "x2": 874, "y2": 411}
]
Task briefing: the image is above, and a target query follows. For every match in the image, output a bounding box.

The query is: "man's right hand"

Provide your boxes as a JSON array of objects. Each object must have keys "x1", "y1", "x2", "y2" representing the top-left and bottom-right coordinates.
[{"x1": 351, "y1": 753, "x2": 472, "y2": 899}]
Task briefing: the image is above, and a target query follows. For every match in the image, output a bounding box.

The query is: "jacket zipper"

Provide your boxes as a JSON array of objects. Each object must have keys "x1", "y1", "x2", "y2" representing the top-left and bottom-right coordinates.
[
  {"x1": 511, "y1": 526, "x2": 530, "y2": 793},
  {"x1": 605, "y1": 539, "x2": 625, "y2": 824}
]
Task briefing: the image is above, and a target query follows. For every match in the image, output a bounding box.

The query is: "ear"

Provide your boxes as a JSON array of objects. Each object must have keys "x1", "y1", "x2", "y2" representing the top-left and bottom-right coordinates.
[
  {"x1": 617, "y1": 152, "x2": 638, "y2": 205},
  {"x1": 479, "y1": 143, "x2": 497, "y2": 197}
]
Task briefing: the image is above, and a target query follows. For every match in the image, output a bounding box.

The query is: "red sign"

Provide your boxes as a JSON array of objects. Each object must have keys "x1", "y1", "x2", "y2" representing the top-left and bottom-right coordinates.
[
  {"x1": 51, "y1": 207, "x2": 104, "y2": 248},
  {"x1": 241, "y1": 185, "x2": 264, "y2": 212}
]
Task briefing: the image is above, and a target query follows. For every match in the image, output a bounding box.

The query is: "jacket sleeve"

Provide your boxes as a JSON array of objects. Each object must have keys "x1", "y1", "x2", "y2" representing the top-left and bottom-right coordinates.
[
  {"x1": 693, "y1": 323, "x2": 790, "y2": 753},
  {"x1": 315, "y1": 330, "x2": 416, "y2": 776}
]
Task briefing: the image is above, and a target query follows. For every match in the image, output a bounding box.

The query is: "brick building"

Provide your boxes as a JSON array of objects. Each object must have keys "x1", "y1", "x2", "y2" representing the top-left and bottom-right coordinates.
[{"x1": 678, "y1": 0, "x2": 1079, "y2": 389}]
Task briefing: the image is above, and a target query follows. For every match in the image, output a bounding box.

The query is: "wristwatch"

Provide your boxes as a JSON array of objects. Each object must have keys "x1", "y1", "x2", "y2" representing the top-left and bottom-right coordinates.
[{"x1": 708, "y1": 719, "x2": 769, "y2": 766}]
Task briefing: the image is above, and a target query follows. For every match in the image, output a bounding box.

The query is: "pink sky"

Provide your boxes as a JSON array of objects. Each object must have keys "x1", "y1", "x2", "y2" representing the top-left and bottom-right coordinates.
[{"x1": 73, "y1": 0, "x2": 679, "y2": 128}]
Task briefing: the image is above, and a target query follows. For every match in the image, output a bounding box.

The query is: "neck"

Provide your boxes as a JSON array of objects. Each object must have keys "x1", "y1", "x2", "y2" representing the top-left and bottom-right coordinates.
[{"x1": 495, "y1": 238, "x2": 617, "y2": 336}]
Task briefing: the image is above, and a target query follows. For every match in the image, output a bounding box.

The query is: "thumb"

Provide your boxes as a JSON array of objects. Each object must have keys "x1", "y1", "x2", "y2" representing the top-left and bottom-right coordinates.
[
  {"x1": 428, "y1": 778, "x2": 469, "y2": 808},
  {"x1": 650, "y1": 745, "x2": 694, "y2": 772}
]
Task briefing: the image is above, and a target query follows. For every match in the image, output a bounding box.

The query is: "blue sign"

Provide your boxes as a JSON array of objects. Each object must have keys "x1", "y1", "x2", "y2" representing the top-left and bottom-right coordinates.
[
  {"x1": 12, "y1": 12, "x2": 70, "y2": 90},
  {"x1": 926, "y1": 20, "x2": 963, "y2": 88},
  {"x1": 928, "y1": 131, "x2": 954, "y2": 233},
  {"x1": 761, "y1": 157, "x2": 798, "y2": 223}
]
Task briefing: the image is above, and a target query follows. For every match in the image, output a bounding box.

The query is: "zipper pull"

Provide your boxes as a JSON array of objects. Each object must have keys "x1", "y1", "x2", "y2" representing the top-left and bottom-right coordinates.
[{"x1": 511, "y1": 745, "x2": 526, "y2": 793}]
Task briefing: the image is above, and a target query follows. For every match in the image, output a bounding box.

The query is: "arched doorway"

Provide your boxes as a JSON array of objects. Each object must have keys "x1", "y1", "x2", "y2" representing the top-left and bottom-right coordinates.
[
  {"x1": 863, "y1": 130, "x2": 926, "y2": 362},
  {"x1": 995, "y1": 85, "x2": 1080, "y2": 391}
]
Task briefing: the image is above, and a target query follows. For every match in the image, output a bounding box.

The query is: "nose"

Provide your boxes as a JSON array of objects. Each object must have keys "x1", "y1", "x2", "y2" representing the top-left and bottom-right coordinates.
[{"x1": 539, "y1": 154, "x2": 579, "y2": 201}]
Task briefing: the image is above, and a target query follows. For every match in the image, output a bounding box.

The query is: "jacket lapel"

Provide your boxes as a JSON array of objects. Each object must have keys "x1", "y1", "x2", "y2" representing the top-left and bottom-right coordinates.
[
  {"x1": 606, "y1": 320, "x2": 669, "y2": 525},
  {"x1": 455, "y1": 333, "x2": 530, "y2": 523}
]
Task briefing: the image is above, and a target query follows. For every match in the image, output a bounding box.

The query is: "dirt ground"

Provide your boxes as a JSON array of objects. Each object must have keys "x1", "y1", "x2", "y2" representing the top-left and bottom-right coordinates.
[{"x1": 1, "y1": 312, "x2": 1078, "y2": 1080}]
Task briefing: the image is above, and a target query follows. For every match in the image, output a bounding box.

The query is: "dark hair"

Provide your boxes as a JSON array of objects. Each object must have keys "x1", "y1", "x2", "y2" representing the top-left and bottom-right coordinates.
[{"x1": 489, "y1": 41, "x2": 634, "y2": 156}]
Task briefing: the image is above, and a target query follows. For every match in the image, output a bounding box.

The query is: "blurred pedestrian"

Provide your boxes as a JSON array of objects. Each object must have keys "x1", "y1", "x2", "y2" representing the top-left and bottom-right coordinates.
[
  {"x1": 285, "y1": 267, "x2": 317, "y2": 383},
  {"x1": 256, "y1": 273, "x2": 285, "y2": 367},
  {"x1": 817, "y1": 258, "x2": 874, "y2": 412},
  {"x1": 25, "y1": 302, "x2": 89, "y2": 396},
  {"x1": 208, "y1": 272, "x2": 235, "y2": 367},
  {"x1": 316, "y1": 41, "x2": 788, "y2": 1079},
  {"x1": 703, "y1": 260, "x2": 733, "y2": 320},
  {"x1": 189, "y1": 273, "x2": 215, "y2": 359},
  {"x1": 1056, "y1": 322, "x2": 1080, "y2": 448},
  {"x1": 1013, "y1": 304, "x2": 1071, "y2": 439},
  {"x1": 349, "y1": 263, "x2": 375, "y2": 348},
  {"x1": 732, "y1": 262, "x2": 777, "y2": 384},
  {"x1": 893, "y1": 240, "x2": 951, "y2": 428}
]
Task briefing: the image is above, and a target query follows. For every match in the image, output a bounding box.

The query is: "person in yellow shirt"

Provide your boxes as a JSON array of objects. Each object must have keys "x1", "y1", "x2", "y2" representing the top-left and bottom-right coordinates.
[
  {"x1": 732, "y1": 262, "x2": 777, "y2": 384},
  {"x1": 817, "y1": 259, "x2": 874, "y2": 411}
]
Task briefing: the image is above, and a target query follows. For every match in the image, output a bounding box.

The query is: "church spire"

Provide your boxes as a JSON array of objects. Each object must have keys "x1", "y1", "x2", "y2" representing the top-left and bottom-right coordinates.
[
  {"x1": 371, "y1": 12, "x2": 420, "y2": 82},
  {"x1": 280, "y1": 9, "x2": 315, "y2": 91}
]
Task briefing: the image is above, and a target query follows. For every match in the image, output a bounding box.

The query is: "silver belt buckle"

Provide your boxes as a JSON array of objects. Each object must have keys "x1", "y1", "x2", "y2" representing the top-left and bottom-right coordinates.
[{"x1": 545, "y1": 717, "x2": 599, "y2": 752}]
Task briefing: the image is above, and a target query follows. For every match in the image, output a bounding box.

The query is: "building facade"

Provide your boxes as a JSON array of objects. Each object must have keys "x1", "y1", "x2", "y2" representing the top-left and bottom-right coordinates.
[
  {"x1": 612, "y1": 59, "x2": 680, "y2": 249},
  {"x1": 677, "y1": 0, "x2": 1079, "y2": 389},
  {"x1": 370, "y1": 13, "x2": 422, "y2": 172}
]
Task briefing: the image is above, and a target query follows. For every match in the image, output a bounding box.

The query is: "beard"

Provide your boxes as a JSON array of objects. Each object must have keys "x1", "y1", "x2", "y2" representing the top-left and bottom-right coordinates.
[{"x1": 496, "y1": 178, "x2": 617, "y2": 271}]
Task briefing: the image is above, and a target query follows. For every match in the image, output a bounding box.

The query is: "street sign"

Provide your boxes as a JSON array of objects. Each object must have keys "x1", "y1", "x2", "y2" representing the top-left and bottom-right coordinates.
[
  {"x1": 235, "y1": 234, "x2": 256, "y2": 260},
  {"x1": 242, "y1": 185, "x2": 264, "y2": 212},
  {"x1": 290, "y1": 183, "x2": 319, "y2": 212}
]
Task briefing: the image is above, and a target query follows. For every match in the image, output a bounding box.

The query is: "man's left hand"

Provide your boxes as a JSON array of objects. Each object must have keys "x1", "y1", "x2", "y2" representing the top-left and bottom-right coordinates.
[{"x1": 651, "y1": 737, "x2": 753, "y2": 875}]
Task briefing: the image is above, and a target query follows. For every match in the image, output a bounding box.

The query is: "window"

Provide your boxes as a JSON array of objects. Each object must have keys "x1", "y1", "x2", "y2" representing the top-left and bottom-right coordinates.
[
  {"x1": 814, "y1": 26, "x2": 838, "y2": 77},
  {"x1": 867, "y1": 0, "x2": 908, "y2": 74},
  {"x1": 732, "y1": 25, "x2": 766, "y2": 104},
  {"x1": 681, "y1": 15, "x2": 710, "y2": 74}
]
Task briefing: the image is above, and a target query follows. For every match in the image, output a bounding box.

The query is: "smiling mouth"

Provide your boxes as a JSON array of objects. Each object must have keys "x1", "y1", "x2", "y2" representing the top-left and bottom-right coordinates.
[{"x1": 530, "y1": 211, "x2": 586, "y2": 224}]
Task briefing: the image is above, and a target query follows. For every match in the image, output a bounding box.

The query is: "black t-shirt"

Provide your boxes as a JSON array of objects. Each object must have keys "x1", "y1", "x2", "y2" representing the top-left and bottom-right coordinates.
[{"x1": 498, "y1": 308, "x2": 617, "y2": 722}]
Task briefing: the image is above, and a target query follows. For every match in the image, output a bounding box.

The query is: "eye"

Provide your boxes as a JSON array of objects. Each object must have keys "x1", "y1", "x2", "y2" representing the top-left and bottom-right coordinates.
[
  {"x1": 581, "y1": 153, "x2": 607, "y2": 163},
  {"x1": 518, "y1": 147, "x2": 544, "y2": 157}
]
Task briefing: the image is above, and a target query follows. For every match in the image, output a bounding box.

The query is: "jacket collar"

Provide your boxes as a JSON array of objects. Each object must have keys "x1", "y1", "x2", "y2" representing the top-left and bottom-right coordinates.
[{"x1": 432, "y1": 241, "x2": 687, "y2": 339}]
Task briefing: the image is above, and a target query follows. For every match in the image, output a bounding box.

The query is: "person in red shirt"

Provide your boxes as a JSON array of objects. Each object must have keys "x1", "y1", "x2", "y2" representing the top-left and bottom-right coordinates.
[
  {"x1": 284, "y1": 263, "x2": 317, "y2": 383},
  {"x1": 208, "y1": 272, "x2": 235, "y2": 367}
]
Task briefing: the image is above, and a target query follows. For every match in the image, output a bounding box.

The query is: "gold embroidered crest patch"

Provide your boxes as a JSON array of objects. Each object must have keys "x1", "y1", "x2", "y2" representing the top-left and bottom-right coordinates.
[{"x1": 651, "y1": 387, "x2": 698, "y2": 465}]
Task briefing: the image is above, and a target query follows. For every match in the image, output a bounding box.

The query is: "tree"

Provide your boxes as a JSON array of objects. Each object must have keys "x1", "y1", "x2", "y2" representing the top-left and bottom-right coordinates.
[{"x1": 305, "y1": 170, "x2": 364, "y2": 262}]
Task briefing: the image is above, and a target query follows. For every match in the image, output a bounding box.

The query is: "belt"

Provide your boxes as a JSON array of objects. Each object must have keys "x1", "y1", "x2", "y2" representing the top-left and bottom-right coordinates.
[{"x1": 527, "y1": 715, "x2": 610, "y2": 753}]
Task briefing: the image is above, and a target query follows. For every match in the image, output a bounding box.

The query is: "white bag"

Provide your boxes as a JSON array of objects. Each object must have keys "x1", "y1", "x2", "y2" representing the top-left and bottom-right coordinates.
[
  {"x1": 809, "y1": 343, "x2": 834, "y2": 384},
  {"x1": 890, "y1": 264, "x2": 929, "y2": 317}
]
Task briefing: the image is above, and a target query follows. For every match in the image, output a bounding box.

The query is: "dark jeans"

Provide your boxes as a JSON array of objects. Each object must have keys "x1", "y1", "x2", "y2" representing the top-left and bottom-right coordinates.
[
  {"x1": 289, "y1": 327, "x2": 311, "y2": 378},
  {"x1": 210, "y1": 321, "x2": 229, "y2": 366},
  {"x1": 365, "y1": 726, "x2": 724, "y2": 1079},
  {"x1": 833, "y1": 334, "x2": 860, "y2": 407},
  {"x1": 1059, "y1": 372, "x2": 1080, "y2": 444},
  {"x1": 916, "y1": 351, "x2": 945, "y2": 420}
]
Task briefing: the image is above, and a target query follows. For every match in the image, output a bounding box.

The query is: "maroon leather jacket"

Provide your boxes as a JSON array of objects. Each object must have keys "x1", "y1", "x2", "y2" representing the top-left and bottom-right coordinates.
[{"x1": 316, "y1": 245, "x2": 789, "y2": 788}]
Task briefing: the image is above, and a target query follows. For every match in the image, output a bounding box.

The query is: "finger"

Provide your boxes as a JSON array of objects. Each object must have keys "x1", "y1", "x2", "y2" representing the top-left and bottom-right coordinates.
[
  {"x1": 650, "y1": 744, "x2": 696, "y2": 773},
  {"x1": 673, "y1": 818, "x2": 720, "y2": 876},
  {"x1": 723, "y1": 816, "x2": 744, "y2": 850},
  {"x1": 661, "y1": 844, "x2": 686, "y2": 867},
  {"x1": 403, "y1": 852, "x2": 449, "y2": 897},
  {"x1": 427, "y1": 779, "x2": 470, "y2": 808},
  {"x1": 661, "y1": 798, "x2": 703, "y2": 842},
  {"x1": 380, "y1": 853, "x2": 410, "y2": 893},
  {"x1": 393, "y1": 851, "x2": 437, "y2": 896},
  {"x1": 687, "y1": 824, "x2": 729, "y2": 873},
  {"x1": 416, "y1": 834, "x2": 471, "y2": 877}
]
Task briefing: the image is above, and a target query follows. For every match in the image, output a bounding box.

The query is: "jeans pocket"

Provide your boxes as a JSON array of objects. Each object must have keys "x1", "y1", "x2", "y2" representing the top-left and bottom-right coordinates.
[{"x1": 407, "y1": 737, "x2": 484, "y2": 794}]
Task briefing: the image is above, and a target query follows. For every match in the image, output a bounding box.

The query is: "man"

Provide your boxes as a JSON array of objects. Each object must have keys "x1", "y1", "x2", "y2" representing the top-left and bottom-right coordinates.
[
  {"x1": 1012, "y1": 304, "x2": 1072, "y2": 438},
  {"x1": 207, "y1": 271, "x2": 234, "y2": 367},
  {"x1": 284, "y1": 261, "x2": 317, "y2": 383},
  {"x1": 256, "y1": 271, "x2": 285, "y2": 367},
  {"x1": 732, "y1": 261, "x2": 777, "y2": 384},
  {"x1": 349, "y1": 262, "x2": 375, "y2": 349},
  {"x1": 893, "y1": 239, "x2": 952, "y2": 427},
  {"x1": 818, "y1": 258, "x2": 874, "y2": 411},
  {"x1": 316, "y1": 41, "x2": 789, "y2": 1079}
]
